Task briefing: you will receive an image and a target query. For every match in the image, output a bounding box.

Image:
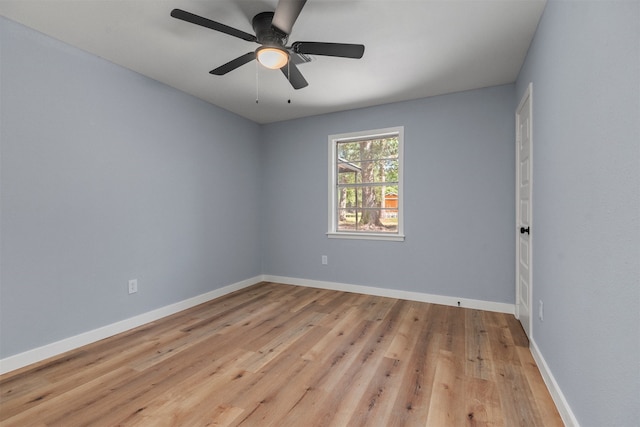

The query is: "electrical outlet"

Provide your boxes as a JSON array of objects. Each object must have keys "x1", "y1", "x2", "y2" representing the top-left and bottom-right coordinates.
[
  {"x1": 539, "y1": 300, "x2": 544, "y2": 321},
  {"x1": 128, "y1": 279, "x2": 138, "y2": 294},
  {"x1": 322, "y1": 255, "x2": 328, "y2": 265}
]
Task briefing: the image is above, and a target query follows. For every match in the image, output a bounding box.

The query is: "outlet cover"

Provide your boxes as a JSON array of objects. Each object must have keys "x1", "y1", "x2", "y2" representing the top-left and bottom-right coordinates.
[
  {"x1": 322, "y1": 255, "x2": 328, "y2": 265},
  {"x1": 128, "y1": 279, "x2": 138, "y2": 294},
  {"x1": 538, "y1": 300, "x2": 543, "y2": 321}
]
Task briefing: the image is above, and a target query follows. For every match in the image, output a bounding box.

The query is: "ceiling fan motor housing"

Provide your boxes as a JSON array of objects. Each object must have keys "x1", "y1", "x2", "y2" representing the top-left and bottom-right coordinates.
[{"x1": 252, "y1": 12, "x2": 288, "y2": 47}]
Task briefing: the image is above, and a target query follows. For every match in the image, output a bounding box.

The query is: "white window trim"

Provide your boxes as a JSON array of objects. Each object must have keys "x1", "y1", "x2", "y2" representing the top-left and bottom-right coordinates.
[{"x1": 327, "y1": 126, "x2": 405, "y2": 242}]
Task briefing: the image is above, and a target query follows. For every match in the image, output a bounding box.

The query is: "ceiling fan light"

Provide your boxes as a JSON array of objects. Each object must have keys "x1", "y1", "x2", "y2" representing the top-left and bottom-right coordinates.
[{"x1": 256, "y1": 47, "x2": 289, "y2": 69}]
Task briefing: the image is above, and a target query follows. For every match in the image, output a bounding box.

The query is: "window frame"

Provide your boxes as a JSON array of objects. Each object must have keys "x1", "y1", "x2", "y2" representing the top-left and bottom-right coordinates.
[{"x1": 327, "y1": 126, "x2": 405, "y2": 242}]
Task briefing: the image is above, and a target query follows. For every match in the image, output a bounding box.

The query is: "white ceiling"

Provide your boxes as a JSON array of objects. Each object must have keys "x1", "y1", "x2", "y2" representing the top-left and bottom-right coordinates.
[{"x1": 0, "y1": 0, "x2": 545, "y2": 124}]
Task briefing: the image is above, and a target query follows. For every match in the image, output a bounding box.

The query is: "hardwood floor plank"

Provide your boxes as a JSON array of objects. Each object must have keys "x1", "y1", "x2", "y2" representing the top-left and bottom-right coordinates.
[
  {"x1": 322, "y1": 300, "x2": 407, "y2": 426},
  {"x1": 223, "y1": 317, "x2": 335, "y2": 425},
  {"x1": 288, "y1": 287, "x2": 334, "y2": 313},
  {"x1": 515, "y1": 347, "x2": 564, "y2": 426},
  {"x1": 493, "y1": 362, "x2": 546, "y2": 426},
  {"x1": 505, "y1": 313, "x2": 529, "y2": 348},
  {"x1": 302, "y1": 305, "x2": 361, "y2": 362},
  {"x1": 315, "y1": 291, "x2": 364, "y2": 328},
  {"x1": 464, "y1": 377, "x2": 503, "y2": 427},
  {"x1": 0, "y1": 283, "x2": 563, "y2": 426},
  {"x1": 238, "y1": 310, "x2": 325, "y2": 373},
  {"x1": 0, "y1": 366, "x2": 137, "y2": 426},
  {"x1": 465, "y1": 309, "x2": 495, "y2": 381},
  {"x1": 228, "y1": 357, "x2": 312, "y2": 426},
  {"x1": 485, "y1": 311, "x2": 521, "y2": 365},
  {"x1": 387, "y1": 303, "x2": 445, "y2": 426},
  {"x1": 425, "y1": 349, "x2": 467, "y2": 427},
  {"x1": 120, "y1": 348, "x2": 252, "y2": 426},
  {"x1": 384, "y1": 303, "x2": 423, "y2": 360},
  {"x1": 346, "y1": 356, "x2": 404, "y2": 427},
  {"x1": 275, "y1": 315, "x2": 380, "y2": 425}
]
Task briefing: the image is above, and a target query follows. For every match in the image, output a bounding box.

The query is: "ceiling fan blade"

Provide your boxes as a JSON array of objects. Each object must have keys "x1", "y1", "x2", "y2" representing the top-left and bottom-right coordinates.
[
  {"x1": 292, "y1": 42, "x2": 365, "y2": 59},
  {"x1": 171, "y1": 9, "x2": 257, "y2": 42},
  {"x1": 272, "y1": 0, "x2": 307, "y2": 35},
  {"x1": 290, "y1": 52, "x2": 311, "y2": 66},
  {"x1": 281, "y1": 62, "x2": 309, "y2": 90},
  {"x1": 210, "y1": 52, "x2": 256, "y2": 75}
]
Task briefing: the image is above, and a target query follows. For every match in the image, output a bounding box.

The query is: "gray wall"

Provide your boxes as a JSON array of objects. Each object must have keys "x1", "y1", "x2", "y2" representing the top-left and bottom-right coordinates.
[
  {"x1": 261, "y1": 85, "x2": 516, "y2": 303},
  {"x1": 516, "y1": 1, "x2": 640, "y2": 425},
  {"x1": 0, "y1": 17, "x2": 262, "y2": 358}
]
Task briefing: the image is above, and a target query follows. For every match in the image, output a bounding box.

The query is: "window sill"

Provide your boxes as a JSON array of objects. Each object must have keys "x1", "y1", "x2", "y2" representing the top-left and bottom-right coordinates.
[{"x1": 326, "y1": 232, "x2": 405, "y2": 242}]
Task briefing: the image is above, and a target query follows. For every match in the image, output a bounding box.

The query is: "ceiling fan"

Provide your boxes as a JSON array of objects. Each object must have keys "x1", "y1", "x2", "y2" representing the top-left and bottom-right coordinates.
[{"x1": 170, "y1": 0, "x2": 365, "y2": 89}]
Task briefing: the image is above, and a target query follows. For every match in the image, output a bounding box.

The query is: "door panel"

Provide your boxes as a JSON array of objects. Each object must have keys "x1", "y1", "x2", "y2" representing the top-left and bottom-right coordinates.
[{"x1": 516, "y1": 84, "x2": 532, "y2": 339}]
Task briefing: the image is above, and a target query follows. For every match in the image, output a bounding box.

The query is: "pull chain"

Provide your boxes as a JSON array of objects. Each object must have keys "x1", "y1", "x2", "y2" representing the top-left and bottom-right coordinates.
[
  {"x1": 287, "y1": 60, "x2": 291, "y2": 105},
  {"x1": 256, "y1": 59, "x2": 293, "y2": 105},
  {"x1": 255, "y1": 60, "x2": 259, "y2": 104}
]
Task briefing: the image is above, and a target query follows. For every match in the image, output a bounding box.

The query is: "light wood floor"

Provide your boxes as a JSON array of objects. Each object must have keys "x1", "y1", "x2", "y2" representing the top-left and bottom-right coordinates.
[{"x1": 0, "y1": 282, "x2": 563, "y2": 426}]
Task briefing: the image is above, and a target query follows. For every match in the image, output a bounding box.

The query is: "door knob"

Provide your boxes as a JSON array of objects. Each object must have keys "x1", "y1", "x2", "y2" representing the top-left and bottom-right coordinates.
[{"x1": 520, "y1": 226, "x2": 530, "y2": 235}]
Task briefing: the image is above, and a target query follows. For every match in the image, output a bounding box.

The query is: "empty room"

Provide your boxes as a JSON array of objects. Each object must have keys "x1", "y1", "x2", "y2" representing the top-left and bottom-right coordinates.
[{"x1": 0, "y1": 0, "x2": 638, "y2": 426}]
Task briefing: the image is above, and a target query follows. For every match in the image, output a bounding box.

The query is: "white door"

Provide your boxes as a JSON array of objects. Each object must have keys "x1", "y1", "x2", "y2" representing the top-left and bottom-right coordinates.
[{"x1": 516, "y1": 83, "x2": 533, "y2": 339}]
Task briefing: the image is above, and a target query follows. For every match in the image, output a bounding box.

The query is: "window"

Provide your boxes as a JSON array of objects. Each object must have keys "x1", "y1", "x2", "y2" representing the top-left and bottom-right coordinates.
[{"x1": 327, "y1": 127, "x2": 404, "y2": 241}]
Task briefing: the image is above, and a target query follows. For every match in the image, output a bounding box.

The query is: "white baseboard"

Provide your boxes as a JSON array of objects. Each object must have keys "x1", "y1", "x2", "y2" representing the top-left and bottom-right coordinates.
[
  {"x1": 262, "y1": 275, "x2": 515, "y2": 314},
  {"x1": 530, "y1": 338, "x2": 580, "y2": 427},
  {"x1": 0, "y1": 275, "x2": 262, "y2": 375},
  {"x1": 0, "y1": 274, "x2": 515, "y2": 375}
]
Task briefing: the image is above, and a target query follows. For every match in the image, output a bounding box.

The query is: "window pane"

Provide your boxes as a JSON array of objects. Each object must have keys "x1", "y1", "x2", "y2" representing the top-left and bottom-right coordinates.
[
  {"x1": 337, "y1": 160, "x2": 362, "y2": 183},
  {"x1": 337, "y1": 209, "x2": 357, "y2": 231},
  {"x1": 337, "y1": 142, "x2": 362, "y2": 161},
  {"x1": 337, "y1": 208, "x2": 398, "y2": 233},
  {"x1": 356, "y1": 159, "x2": 398, "y2": 184},
  {"x1": 337, "y1": 187, "x2": 357, "y2": 210},
  {"x1": 330, "y1": 127, "x2": 403, "y2": 238},
  {"x1": 337, "y1": 139, "x2": 399, "y2": 185},
  {"x1": 336, "y1": 183, "x2": 399, "y2": 233}
]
